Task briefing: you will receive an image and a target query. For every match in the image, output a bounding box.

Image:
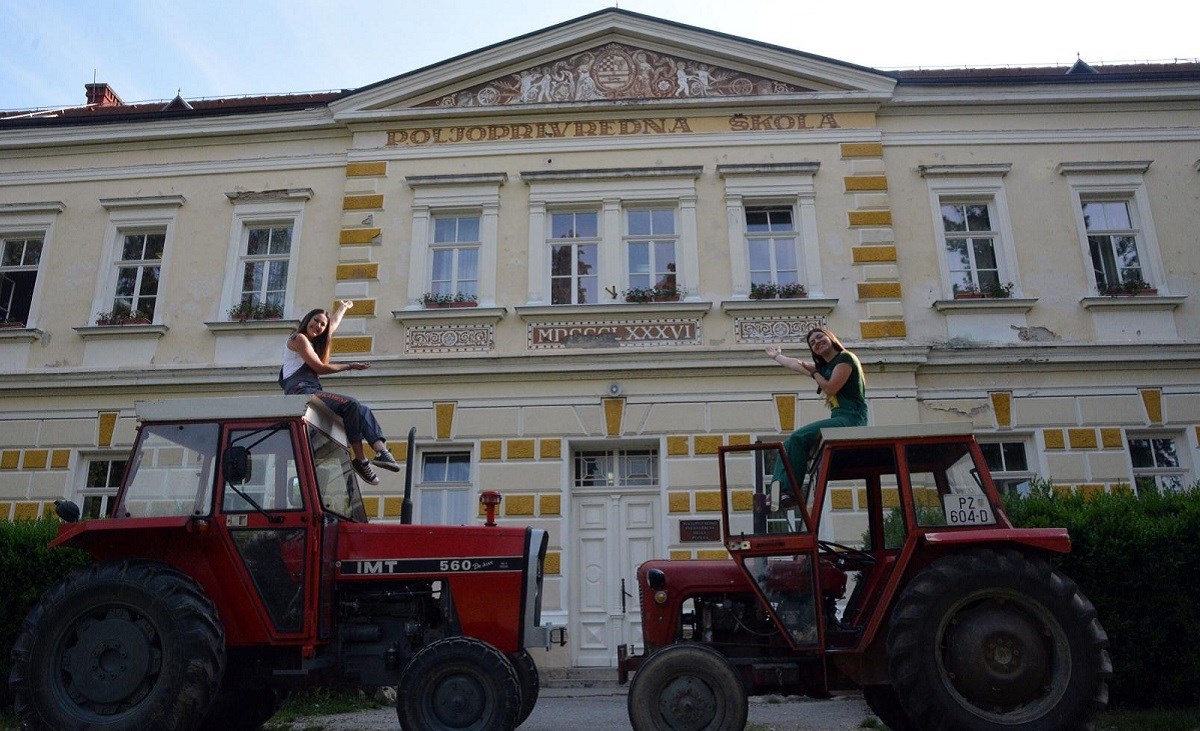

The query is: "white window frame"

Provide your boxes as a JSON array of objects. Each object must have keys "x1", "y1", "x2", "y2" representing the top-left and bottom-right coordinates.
[
  {"x1": 0, "y1": 203, "x2": 61, "y2": 330},
  {"x1": 429, "y1": 213, "x2": 482, "y2": 300},
  {"x1": 921, "y1": 167, "x2": 1021, "y2": 299},
  {"x1": 623, "y1": 206, "x2": 679, "y2": 293},
  {"x1": 406, "y1": 175, "x2": 503, "y2": 308},
  {"x1": 1060, "y1": 161, "x2": 1167, "y2": 296},
  {"x1": 417, "y1": 449, "x2": 473, "y2": 525},
  {"x1": 523, "y1": 170, "x2": 700, "y2": 305},
  {"x1": 76, "y1": 453, "x2": 128, "y2": 520},
  {"x1": 95, "y1": 196, "x2": 183, "y2": 325},
  {"x1": 221, "y1": 195, "x2": 306, "y2": 320},
  {"x1": 572, "y1": 447, "x2": 660, "y2": 489},
  {"x1": 977, "y1": 436, "x2": 1037, "y2": 496},
  {"x1": 743, "y1": 205, "x2": 801, "y2": 291},
  {"x1": 720, "y1": 164, "x2": 822, "y2": 299},
  {"x1": 1127, "y1": 432, "x2": 1190, "y2": 492},
  {"x1": 548, "y1": 209, "x2": 602, "y2": 305}
]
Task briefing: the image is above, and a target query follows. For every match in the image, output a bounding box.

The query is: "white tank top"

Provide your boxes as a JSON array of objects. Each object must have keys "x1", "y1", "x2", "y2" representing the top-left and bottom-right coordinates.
[{"x1": 281, "y1": 337, "x2": 308, "y2": 379}]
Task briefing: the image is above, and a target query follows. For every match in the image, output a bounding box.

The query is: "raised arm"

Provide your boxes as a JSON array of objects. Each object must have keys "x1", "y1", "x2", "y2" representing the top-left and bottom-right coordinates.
[
  {"x1": 326, "y1": 300, "x2": 354, "y2": 334},
  {"x1": 764, "y1": 346, "x2": 816, "y2": 376}
]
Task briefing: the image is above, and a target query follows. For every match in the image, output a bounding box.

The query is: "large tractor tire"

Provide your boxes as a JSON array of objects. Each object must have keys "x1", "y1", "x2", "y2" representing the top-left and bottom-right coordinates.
[
  {"x1": 508, "y1": 649, "x2": 540, "y2": 726},
  {"x1": 396, "y1": 636, "x2": 521, "y2": 731},
  {"x1": 627, "y1": 644, "x2": 747, "y2": 731},
  {"x1": 195, "y1": 685, "x2": 288, "y2": 731},
  {"x1": 861, "y1": 684, "x2": 918, "y2": 731},
  {"x1": 887, "y1": 548, "x2": 1110, "y2": 731},
  {"x1": 9, "y1": 559, "x2": 225, "y2": 731}
]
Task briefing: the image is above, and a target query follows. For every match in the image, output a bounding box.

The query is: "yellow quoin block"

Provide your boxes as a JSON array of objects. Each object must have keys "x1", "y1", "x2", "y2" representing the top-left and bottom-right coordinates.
[
  {"x1": 505, "y1": 495, "x2": 535, "y2": 516},
  {"x1": 668, "y1": 492, "x2": 691, "y2": 513},
  {"x1": 343, "y1": 194, "x2": 384, "y2": 210},
  {"x1": 336, "y1": 263, "x2": 379, "y2": 280},
  {"x1": 51, "y1": 449, "x2": 71, "y2": 469},
  {"x1": 435, "y1": 403, "x2": 456, "y2": 439},
  {"x1": 331, "y1": 337, "x2": 371, "y2": 354},
  {"x1": 383, "y1": 496, "x2": 403, "y2": 517},
  {"x1": 361, "y1": 496, "x2": 380, "y2": 517},
  {"x1": 860, "y1": 320, "x2": 907, "y2": 339},
  {"x1": 852, "y1": 246, "x2": 897, "y2": 263},
  {"x1": 844, "y1": 175, "x2": 888, "y2": 191},
  {"x1": 667, "y1": 436, "x2": 690, "y2": 456},
  {"x1": 856, "y1": 282, "x2": 902, "y2": 299},
  {"x1": 98, "y1": 411, "x2": 118, "y2": 447},
  {"x1": 848, "y1": 210, "x2": 893, "y2": 227},
  {"x1": 539, "y1": 439, "x2": 562, "y2": 459},
  {"x1": 480, "y1": 440, "x2": 502, "y2": 460},
  {"x1": 339, "y1": 228, "x2": 382, "y2": 245},
  {"x1": 1043, "y1": 429, "x2": 1065, "y2": 450},
  {"x1": 544, "y1": 552, "x2": 561, "y2": 575},
  {"x1": 506, "y1": 439, "x2": 535, "y2": 460},
  {"x1": 841, "y1": 142, "x2": 884, "y2": 158},
  {"x1": 669, "y1": 550, "x2": 692, "y2": 560},
  {"x1": 695, "y1": 491, "x2": 722, "y2": 512},
  {"x1": 697, "y1": 549, "x2": 729, "y2": 560},
  {"x1": 346, "y1": 161, "x2": 387, "y2": 177},
  {"x1": 731, "y1": 490, "x2": 753, "y2": 511},
  {"x1": 830, "y1": 488, "x2": 854, "y2": 510},
  {"x1": 1140, "y1": 389, "x2": 1163, "y2": 424},
  {"x1": 603, "y1": 398, "x2": 624, "y2": 437},
  {"x1": 539, "y1": 494, "x2": 561, "y2": 515},
  {"x1": 694, "y1": 435, "x2": 722, "y2": 455},
  {"x1": 22, "y1": 450, "x2": 48, "y2": 469},
  {"x1": 990, "y1": 392, "x2": 1012, "y2": 428},
  {"x1": 1100, "y1": 428, "x2": 1123, "y2": 449},
  {"x1": 1068, "y1": 428, "x2": 1098, "y2": 450}
]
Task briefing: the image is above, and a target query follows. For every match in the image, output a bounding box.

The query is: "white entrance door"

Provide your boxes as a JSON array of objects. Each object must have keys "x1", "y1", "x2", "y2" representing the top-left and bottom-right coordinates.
[{"x1": 571, "y1": 492, "x2": 659, "y2": 666}]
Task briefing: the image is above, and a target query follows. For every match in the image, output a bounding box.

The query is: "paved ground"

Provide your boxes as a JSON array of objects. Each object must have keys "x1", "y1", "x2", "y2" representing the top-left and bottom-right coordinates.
[{"x1": 269, "y1": 685, "x2": 878, "y2": 730}]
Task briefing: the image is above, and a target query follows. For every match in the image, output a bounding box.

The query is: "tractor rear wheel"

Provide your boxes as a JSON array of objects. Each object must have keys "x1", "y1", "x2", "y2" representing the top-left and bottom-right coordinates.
[
  {"x1": 627, "y1": 644, "x2": 747, "y2": 731},
  {"x1": 861, "y1": 684, "x2": 918, "y2": 731},
  {"x1": 509, "y1": 650, "x2": 540, "y2": 726},
  {"x1": 887, "y1": 548, "x2": 1110, "y2": 731},
  {"x1": 396, "y1": 636, "x2": 521, "y2": 731},
  {"x1": 9, "y1": 559, "x2": 225, "y2": 731}
]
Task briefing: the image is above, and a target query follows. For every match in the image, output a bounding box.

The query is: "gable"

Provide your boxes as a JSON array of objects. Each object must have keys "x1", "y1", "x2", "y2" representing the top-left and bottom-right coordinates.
[
  {"x1": 332, "y1": 9, "x2": 895, "y2": 120},
  {"x1": 418, "y1": 42, "x2": 814, "y2": 109}
]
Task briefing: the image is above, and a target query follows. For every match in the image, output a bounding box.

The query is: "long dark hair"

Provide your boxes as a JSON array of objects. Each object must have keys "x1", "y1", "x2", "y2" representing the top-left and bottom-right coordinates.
[
  {"x1": 806, "y1": 326, "x2": 866, "y2": 387},
  {"x1": 295, "y1": 308, "x2": 331, "y2": 363}
]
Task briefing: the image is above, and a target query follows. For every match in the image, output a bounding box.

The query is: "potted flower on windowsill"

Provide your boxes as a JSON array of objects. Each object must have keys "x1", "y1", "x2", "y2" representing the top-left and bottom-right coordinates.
[
  {"x1": 1100, "y1": 278, "x2": 1157, "y2": 297},
  {"x1": 953, "y1": 281, "x2": 1015, "y2": 300},
  {"x1": 227, "y1": 300, "x2": 285, "y2": 322},
  {"x1": 624, "y1": 284, "x2": 684, "y2": 303},
  {"x1": 95, "y1": 304, "x2": 150, "y2": 326},
  {"x1": 421, "y1": 292, "x2": 479, "y2": 309},
  {"x1": 750, "y1": 282, "x2": 807, "y2": 300},
  {"x1": 749, "y1": 282, "x2": 777, "y2": 300}
]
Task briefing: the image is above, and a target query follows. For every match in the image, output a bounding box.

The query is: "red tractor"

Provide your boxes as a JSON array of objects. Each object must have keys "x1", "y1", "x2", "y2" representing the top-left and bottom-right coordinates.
[
  {"x1": 619, "y1": 423, "x2": 1111, "y2": 731},
  {"x1": 9, "y1": 395, "x2": 564, "y2": 731}
]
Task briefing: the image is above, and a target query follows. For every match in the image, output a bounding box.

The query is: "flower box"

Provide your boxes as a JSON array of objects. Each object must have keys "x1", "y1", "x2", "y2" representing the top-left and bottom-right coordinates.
[{"x1": 425, "y1": 300, "x2": 479, "y2": 309}]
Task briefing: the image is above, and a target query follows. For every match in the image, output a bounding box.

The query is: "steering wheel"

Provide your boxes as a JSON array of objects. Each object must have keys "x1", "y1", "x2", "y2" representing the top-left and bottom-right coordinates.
[{"x1": 818, "y1": 540, "x2": 876, "y2": 568}]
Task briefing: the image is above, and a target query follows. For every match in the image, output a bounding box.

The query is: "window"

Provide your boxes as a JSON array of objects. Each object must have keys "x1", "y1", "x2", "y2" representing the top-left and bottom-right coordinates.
[
  {"x1": 80, "y1": 456, "x2": 127, "y2": 519},
  {"x1": 1082, "y1": 199, "x2": 1145, "y2": 292},
  {"x1": 1129, "y1": 435, "x2": 1187, "y2": 491},
  {"x1": 120, "y1": 423, "x2": 218, "y2": 518},
  {"x1": 0, "y1": 236, "x2": 42, "y2": 325},
  {"x1": 419, "y1": 451, "x2": 472, "y2": 525},
  {"x1": 236, "y1": 225, "x2": 291, "y2": 312},
  {"x1": 96, "y1": 196, "x2": 183, "y2": 326},
  {"x1": 1060, "y1": 161, "x2": 1167, "y2": 296},
  {"x1": 550, "y1": 211, "x2": 600, "y2": 305},
  {"x1": 573, "y1": 448, "x2": 658, "y2": 488},
  {"x1": 110, "y1": 230, "x2": 165, "y2": 320},
  {"x1": 625, "y1": 208, "x2": 677, "y2": 291},
  {"x1": 430, "y1": 215, "x2": 480, "y2": 299},
  {"x1": 979, "y1": 439, "x2": 1035, "y2": 496},
  {"x1": 223, "y1": 426, "x2": 302, "y2": 513},
  {"x1": 222, "y1": 191, "x2": 308, "y2": 319},
  {"x1": 522, "y1": 168, "x2": 701, "y2": 306},
  {"x1": 745, "y1": 207, "x2": 799, "y2": 290},
  {"x1": 718, "y1": 163, "x2": 821, "y2": 299},
  {"x1": 941, "y1": 202, "x2": 1001, "y2": 294}
]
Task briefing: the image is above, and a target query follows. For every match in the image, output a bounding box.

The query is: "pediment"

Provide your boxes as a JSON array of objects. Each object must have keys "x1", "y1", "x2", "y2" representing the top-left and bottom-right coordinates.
[{"x1": 332, "y1": 9, "x2": 895, "y2": 119}]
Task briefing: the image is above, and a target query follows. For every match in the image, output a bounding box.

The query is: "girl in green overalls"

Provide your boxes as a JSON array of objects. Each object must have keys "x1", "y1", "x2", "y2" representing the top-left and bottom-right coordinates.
[{"x1": 765, "y1": 326, "x2": 868, "y2": 506}]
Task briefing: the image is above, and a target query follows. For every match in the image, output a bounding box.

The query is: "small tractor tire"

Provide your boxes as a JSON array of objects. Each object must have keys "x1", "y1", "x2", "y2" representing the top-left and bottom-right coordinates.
[
  {"x1": 9, "y1": 559, "x2": 225, "y2": 731},
  {"x1": 627, "y1": 643, "x2": 747, "y2": 731},
  {"x1": 887, "y1": 548, "x2": 1110, "y2": 731},
  {"x1": 861, "y1": 684, "x2": 918, "y2": 731},
  {"x1": 509, "y1": 650, "x2": 540, "y2": 726},
  {"x1": 396, "y1": 636, "x2": 521, "y2": 731}
]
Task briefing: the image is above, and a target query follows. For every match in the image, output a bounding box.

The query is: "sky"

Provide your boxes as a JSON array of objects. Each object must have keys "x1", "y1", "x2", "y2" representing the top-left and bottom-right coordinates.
[{"x1": 2, "y1": 0, "x2": 1196, "y2": 111}]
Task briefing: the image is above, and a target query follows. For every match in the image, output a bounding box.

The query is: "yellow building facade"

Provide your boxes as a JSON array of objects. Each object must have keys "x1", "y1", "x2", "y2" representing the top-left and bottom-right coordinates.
[{"x1": 2, "y1": 10, "x2": 1198, "y2": 667}]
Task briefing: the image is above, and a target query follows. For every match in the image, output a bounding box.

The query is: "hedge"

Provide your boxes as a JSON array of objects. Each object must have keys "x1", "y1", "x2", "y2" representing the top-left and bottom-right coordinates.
[
  {"x1": 0, "y1": 519, "x2": 91, "y2": 708},
  {"x1": 1003, "y1": 480, "x2": 1200, "y2": 709}
]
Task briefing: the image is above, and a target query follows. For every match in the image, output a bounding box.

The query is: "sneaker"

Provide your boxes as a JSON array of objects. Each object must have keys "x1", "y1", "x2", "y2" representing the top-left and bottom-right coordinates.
[
  {"x1": 352, "y1": 459, "x2": 380, "y2": 485},
  {"x1": 372, "y1": 448, "x2": 401, "y2": 472}
]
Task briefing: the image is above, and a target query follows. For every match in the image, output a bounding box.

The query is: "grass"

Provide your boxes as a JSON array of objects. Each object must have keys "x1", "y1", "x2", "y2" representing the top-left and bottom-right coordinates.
[
  {"x1": 1097, "y1": 707, "x2": 1200, "y2": 731},
  {"x1": 265, "y1": 687, "x2": 384, "y2": 725}
]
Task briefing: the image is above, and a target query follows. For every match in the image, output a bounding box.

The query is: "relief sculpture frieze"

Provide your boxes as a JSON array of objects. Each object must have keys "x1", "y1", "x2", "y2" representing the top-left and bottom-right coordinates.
[{"x1": 421, "y1": 42, "x2": 808, "y2": 108}]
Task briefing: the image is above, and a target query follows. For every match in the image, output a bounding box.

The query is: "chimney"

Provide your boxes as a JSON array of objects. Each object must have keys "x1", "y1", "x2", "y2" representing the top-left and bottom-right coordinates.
[{"x1": 85, "y1": 83, "x2": 124, "y2": 108}]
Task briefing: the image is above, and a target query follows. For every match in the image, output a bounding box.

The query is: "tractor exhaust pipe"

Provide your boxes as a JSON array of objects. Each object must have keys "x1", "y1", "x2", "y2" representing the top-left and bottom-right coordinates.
[{"x1": 400, "y1": 426, "x2": 416, "y2": 524}]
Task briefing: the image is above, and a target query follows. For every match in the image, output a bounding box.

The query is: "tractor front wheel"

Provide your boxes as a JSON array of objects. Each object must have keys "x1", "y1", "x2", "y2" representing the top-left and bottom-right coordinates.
[
  {"x1": 627, "y1": 644, "x2": 747, "y2": 731},
  {"x1": 887, "y1": 548, "x2": 1110, "y2": 731},
  {"x1": 9, "y1": 559, "x2": 225, "y2": 731},
  {"x1": 509, "y1": 649, "x2": 540, "y2": 726},
  {"x1": 396, "y1": 636, "x2": 521, "y2": 731}
]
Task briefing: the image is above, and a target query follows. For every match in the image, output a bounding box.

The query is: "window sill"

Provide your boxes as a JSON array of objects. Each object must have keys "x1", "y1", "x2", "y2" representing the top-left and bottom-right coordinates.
[
  {"x1": 1081, "y1": 294, "x2": 1186, "y2": 311},
  {"x1": 719, "y1": 298, "x2": 838, "y2": 316},
  {"x1": 933, "y1": 297, "x2": 1037, "y2": 313},
  {"x1": 514, "y1": 301, "x2": 714, "y2": 318},
  {"x1": 205, "y1": 319, "x2": 299, "y2": 333},
  {"x1": 74, "y1": 324, "x2": 169, "y2": 340},
  {"x1": 0, "y1": 327, "x2": 44, "y2": 343},
  {"x1": 393, "y1": 305, "x2": 508, "y2": 324}
]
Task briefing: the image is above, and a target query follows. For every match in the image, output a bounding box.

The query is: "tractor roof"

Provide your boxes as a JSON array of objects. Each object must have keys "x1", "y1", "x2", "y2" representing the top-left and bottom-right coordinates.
[
  {"x1": 819, "y1": 422, "x2": 974, "y2": 443},
  {"x1": 134, "y1": 395, "x2": 347, "y2": 445}
]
